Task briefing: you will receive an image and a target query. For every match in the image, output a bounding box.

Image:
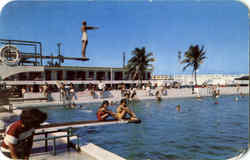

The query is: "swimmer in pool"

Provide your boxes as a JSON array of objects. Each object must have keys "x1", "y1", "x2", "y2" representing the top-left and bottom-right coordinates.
[
  {"x1": 155, "y1": 90, "x2": 162, "y2": 101},
  {"x1": 176, "y1": 104, "x2": 181, "y2": 112}
]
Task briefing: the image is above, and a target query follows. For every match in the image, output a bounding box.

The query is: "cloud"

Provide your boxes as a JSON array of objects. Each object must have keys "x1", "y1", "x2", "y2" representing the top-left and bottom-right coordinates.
[
  {"x1": 237, "y1": 0, "x2": 250, "y2": 17},
  {"x1": 0, "y1": 0, "x2": 14, "y2": 15}
]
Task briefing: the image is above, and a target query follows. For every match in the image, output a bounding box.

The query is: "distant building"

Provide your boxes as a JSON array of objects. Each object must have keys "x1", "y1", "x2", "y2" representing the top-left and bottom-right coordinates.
[
  {"x1": 152, "y1": 74, "x2": 248, "y2": 86},
  {"x1": 3, "y1": 66, "x2": 152, "y2": 81}
]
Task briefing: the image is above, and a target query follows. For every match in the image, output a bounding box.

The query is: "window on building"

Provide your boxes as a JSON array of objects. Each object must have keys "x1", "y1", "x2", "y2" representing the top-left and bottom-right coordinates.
[
  {"x1": 77, "y1": 71, "x2": 86, "y2": 80},
  {"x1": 45, "y1": 71, "x2": 52, "y2": 80},
  {"x1": 88, "y1": 71, "x2": 94, "y2": 80},
  {"x1": 108, "y1": 72, "x2": 111, "y2": 80},
  {"x1": 115, "y1": 72, "x2": 123, "y2": 80},
  {"x1": 57, "y1": 71, "x2": 63, "y2": 80},
  {"x1": 66, "y1": 71, "x2": 75, "y2": 80},
  {"x1": 97, "y1": 72, "x2": 105, "y2": 80}
]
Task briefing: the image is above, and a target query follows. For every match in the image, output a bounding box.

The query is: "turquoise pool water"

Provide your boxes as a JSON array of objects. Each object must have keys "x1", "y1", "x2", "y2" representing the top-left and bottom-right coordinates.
[{"x1": 42, "y1": 95, "x2": 248, "y2": 160}]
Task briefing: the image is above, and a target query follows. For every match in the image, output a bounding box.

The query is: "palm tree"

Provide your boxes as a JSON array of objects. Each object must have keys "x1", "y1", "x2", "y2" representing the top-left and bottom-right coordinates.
[
  {"x1": 126, "y1": 47, "x2": 154, "y2": 83},
  {"x1": 180, "y1": 45, "x2": 207, "y2": 85}
]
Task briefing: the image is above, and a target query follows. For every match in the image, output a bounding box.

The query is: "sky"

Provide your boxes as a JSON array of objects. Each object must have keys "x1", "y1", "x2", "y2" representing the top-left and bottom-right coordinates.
[{"x1": 0, "y1": 0, "x2": 248, "y2": 75}]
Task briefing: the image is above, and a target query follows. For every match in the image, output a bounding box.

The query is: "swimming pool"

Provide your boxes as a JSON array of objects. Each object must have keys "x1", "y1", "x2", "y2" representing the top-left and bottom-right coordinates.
[{"x1": 42, "y1": 95, "x2": 248, "y2": 160}]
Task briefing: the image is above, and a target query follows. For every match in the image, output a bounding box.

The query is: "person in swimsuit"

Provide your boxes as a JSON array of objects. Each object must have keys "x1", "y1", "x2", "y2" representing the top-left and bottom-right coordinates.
[
  {"x1": 81, "y1": 21, "x2": 99, "y2": 58},
  {"x1": 43, "y1": 82, "x2": 49, "y2": 98},
  {"x1": 176, "y1": 104, "x2": 181, "y2": 112},
  {"x1": 59, "y1": 82, "x2": 66, "y2": 103},
  {"x1": 0, "y1": 108, "x2": 47, "y2": 160},
  {"x1": 97, "y1": 101, "x2": 117, "y2": 121},
  {"x1": 155, "y1": 90, "x2": 162, "y2": 101},
  {"x1": 116, "y1": 99, "x2": 137, "y2": 120}
]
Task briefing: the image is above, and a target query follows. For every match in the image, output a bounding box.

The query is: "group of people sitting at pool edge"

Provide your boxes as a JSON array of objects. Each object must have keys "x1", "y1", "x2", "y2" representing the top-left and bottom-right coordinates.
[{"x1": 97, "y1": 99, "x2": 138, "y2": 121}]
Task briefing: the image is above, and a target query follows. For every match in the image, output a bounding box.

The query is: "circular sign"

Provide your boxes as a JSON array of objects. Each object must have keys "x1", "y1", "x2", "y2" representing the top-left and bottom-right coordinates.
[{"x1": 0, "y1": 45, "x2": 20, "y2": 66}]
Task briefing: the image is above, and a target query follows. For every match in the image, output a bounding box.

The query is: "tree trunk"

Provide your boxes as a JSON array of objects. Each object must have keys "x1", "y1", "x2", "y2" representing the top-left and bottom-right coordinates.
[{"x1": 194, "y1": 70, "x2": 197, "y2": 86}]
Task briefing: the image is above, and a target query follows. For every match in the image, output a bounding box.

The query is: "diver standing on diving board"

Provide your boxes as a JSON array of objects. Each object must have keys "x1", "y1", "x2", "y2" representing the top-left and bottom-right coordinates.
[{"x1": 81, "y1": 21, "x2": 99, "y2": 58}]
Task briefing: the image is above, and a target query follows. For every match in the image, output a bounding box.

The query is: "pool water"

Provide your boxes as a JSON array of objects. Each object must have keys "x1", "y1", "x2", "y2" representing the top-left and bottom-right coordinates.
[{"x1": 42, "y1": 95, "x2": 249, "y2": 160}]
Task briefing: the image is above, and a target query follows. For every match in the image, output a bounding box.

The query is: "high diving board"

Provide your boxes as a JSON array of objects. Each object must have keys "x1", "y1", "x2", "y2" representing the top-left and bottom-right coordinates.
[
  {"x1": 0, "y1": 51, "x2": 89, "y2": 61},
  {"x1": 21, "y1": 54, "x2": 90, "y2": 61}
]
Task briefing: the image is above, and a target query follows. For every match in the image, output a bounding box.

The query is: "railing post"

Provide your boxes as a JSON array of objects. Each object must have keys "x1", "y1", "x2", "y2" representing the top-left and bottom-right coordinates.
[
  {"x1": 76, "y1": 136, "x2": 80, "y2": 152},
  {"x1": 53, "y1": 136, "x2": 56, "y2": 155},
  {"x1": 8, "y1": 104, "x2": 11, "y2": 112},
  {"x1": 45, "y1": 132, "x2": 48, "y2": 152},
  {"x1": 67, "y1": 128, "x2": 71, "y2": 151}
]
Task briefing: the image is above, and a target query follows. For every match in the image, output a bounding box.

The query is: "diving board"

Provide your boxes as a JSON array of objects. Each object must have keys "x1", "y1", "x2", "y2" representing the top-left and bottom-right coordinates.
[
  {"x1": 0, "y1": 119, "x2": 141, "y2": 133},
  {"x1": 38, "y1": 119, "x2": 141, "y2": 131}
]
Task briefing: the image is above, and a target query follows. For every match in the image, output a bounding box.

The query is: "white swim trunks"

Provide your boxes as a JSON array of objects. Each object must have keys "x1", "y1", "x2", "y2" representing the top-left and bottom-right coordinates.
[{"x1": 82, "y1": 32, "x2": 88, "y2": 41}]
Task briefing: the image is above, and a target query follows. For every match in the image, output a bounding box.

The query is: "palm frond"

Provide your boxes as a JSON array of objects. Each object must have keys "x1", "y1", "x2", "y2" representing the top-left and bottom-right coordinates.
[
  {"x1": 182, "y1": 63, "x2": 192, "y2": 71},
  {"x1": 181, "y1": 44, "x2": 207, "y2": 75},
  {"x1": 126, "y1": 47, "x2": 154, "y2": 81}
]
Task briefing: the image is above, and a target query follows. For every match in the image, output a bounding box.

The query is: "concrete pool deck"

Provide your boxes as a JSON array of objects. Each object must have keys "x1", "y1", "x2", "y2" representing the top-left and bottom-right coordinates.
[{"x1": 8, "y1": 86, "x2": 249, "y2": 109}]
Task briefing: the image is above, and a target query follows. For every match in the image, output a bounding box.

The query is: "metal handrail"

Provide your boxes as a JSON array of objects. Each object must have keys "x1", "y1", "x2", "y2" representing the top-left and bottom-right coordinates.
[
  {"x1": 33, "y1": 128, "x2": 80, "y2": 155},
  {"x1": 0, "y1": 39, "x2": 43, "y2": 66},
  {"x1": 0, "y1": 127, "x2": 80, "y2": 155}
]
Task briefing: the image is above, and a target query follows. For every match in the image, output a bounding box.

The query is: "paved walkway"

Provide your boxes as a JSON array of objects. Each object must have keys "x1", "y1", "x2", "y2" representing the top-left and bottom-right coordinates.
[{"x1": 9, "y1": 86, "x2": 249, "y2": 109}]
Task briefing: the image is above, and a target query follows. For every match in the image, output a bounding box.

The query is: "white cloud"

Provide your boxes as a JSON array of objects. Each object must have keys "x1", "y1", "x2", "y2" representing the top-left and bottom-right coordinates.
[
  {"x1": 237, "y1": 0, "x2": 250, "y2": 17},
  {"x1": 0, "y1": 0, "x2": 14, "y2": 15}
]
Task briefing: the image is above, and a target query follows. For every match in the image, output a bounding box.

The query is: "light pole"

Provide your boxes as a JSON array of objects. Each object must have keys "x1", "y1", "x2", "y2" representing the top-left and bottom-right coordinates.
[{"x1": 110, "y1": 67, "x2": 113, "y2": 88}]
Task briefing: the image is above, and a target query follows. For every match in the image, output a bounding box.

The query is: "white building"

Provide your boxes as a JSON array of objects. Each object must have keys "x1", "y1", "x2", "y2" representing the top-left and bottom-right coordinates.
[{"x1": 152, "y1": 74, "x2": 248, "y2": 86}]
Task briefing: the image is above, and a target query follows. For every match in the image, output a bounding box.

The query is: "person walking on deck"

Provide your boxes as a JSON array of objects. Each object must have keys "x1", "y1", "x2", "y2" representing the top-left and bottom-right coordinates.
[
  {"x1": 43, "y1": 82, "x2": 49, "y2": 98},
  {"x1": 98, "y1": 80, "x2": 105, "y2": 98},
  {"x1": 59, "y1": 82, "x2": 66, "y2": 104},
  {"x1": 69, "y1": 83, "x2": 77, "y2": 101},
  {"x1": 81, "y1": 21, "x2": 99, "y2": 58}
]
